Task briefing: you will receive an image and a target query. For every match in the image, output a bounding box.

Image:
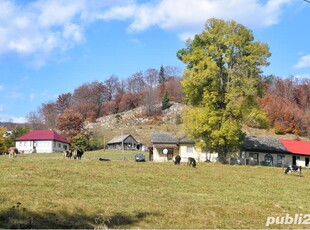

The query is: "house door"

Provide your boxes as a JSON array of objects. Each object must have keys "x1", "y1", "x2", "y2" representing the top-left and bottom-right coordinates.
[
  {"x1": 149, "y1": 148, "x2": 153, "y2": 161},
  {"x1": 167, "y1": 150, "x2": 173, "y2": 161},
  {"x1": 292, "y1": 156, "x2": 297, "y2": 165},
  {"x1": 306, "y1": 158, "x2": 309, "y2": 167}
]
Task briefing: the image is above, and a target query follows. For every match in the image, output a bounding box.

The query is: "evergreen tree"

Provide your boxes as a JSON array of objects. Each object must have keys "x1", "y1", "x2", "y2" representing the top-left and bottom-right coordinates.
[
  {"x1": 158, "y1": 65, "x2": 166, "y2": 84},
  {"x1": 162, "y1": 90, "x2": 171, "y2": 110}
]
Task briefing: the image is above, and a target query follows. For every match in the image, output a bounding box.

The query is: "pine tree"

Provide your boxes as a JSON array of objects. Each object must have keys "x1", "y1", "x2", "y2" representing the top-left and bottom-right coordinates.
[
  {"x1": 158, "y1": 65, "x2": 166, "y2": 84},
  {"x1": 162, "y1": 90, "x2": 171, "y2": 110}
]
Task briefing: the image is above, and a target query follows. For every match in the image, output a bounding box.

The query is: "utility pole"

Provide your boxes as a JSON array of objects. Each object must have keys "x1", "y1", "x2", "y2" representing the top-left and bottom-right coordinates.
[{"x1": 122, "y1": 130, "x2": 125, "y2": 160}]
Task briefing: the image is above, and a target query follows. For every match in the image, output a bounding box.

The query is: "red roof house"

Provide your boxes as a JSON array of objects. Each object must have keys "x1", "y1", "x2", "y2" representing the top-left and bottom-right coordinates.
[
  {"x1": 279, "y1": 139, "x2": 310, "y2": 156},
  {"x1": 15, "y1": 130, "x2": 70, "y2": 153}
]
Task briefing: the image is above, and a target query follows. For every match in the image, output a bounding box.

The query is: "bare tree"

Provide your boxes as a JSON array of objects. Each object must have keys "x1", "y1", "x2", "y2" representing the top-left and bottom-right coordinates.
[
  {"x1": 127, "y1": 71, "x2": 145, "y2": 93},
  {"x1": 144, "y1": 68, "x2": 159, "y2": 89},
  {"x1": 104, "y1": 75, "x2": 121, "y2": 101}
]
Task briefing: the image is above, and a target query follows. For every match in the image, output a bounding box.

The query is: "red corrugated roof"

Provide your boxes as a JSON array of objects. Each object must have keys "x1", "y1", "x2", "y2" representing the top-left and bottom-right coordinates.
[
  {"x1": 279, "y1": 139, "x2": 310, "y2": 156},
  {"x1": 15, "y1": 130, "x2": 69, "y2": 143}
]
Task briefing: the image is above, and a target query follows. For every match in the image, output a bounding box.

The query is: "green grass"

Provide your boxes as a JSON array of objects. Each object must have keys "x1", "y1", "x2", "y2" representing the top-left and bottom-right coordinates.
[{"x1": 0, "y1": 150, "x2": 310, "y2": 229}]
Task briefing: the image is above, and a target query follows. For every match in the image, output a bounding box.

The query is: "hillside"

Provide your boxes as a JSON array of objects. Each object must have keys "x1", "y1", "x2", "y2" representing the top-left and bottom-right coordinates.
[
  {"x1": 84, "y1": 102, "x2": 309, "y2": 146},
  {"x1": 84, "y1": 102, "x2": 187, "y2": 145}
]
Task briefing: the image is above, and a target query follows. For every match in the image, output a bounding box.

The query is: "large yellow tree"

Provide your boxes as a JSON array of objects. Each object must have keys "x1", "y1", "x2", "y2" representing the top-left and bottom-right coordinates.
[{"x1": 177, "y1": 18, "x2": 271, "y2": 162}]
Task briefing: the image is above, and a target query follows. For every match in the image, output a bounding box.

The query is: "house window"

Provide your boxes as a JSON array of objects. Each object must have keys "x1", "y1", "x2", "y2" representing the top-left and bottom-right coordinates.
[
  {"x1": 58, "y1": 143, "x2": 61, "y2": 148},
  {"x1": 277, "y1": 155, "x2": 285, "y2": 165},
  {"x1": 187, "y1": 146, "x2": 194, "y2": 153},
  {"x1": 249, "y1": 153, "x2": 258, "y2": 162},
  {"x1": 264, "y1": 153, "x2": 273, "y2": 166}
]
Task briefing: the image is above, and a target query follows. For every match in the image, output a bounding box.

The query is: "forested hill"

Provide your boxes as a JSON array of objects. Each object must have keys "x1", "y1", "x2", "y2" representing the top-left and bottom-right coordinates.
[{"x1": 24, "y1": 66, "x2": 310, "y2": 141}]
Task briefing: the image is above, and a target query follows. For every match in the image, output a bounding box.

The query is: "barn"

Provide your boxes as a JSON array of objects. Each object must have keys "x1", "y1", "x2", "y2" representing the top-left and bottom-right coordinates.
[
  {"x1": 15, "y1": 130, "x2": 70, "y2": 153},
  {"x1": 107, "y1": 134, "x2": 139, "y2": 150}
]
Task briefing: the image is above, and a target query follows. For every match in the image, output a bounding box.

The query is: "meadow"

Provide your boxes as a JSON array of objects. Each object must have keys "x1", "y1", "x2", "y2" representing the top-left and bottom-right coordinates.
[{"x1": 0, "y1": 150, "x2": 310, "y2": 229}]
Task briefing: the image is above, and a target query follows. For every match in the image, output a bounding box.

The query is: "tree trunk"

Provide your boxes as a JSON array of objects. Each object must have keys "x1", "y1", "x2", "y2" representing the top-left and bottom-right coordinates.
[{"x1": 218, "y1": 145, "x2": 228, "y2": 163}]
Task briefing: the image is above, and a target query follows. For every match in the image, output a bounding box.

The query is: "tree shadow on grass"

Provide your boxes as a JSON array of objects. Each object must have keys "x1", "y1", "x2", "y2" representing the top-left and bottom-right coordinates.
[{"x1": 0, "y1": 203, "x2": 159, "y2": 229}]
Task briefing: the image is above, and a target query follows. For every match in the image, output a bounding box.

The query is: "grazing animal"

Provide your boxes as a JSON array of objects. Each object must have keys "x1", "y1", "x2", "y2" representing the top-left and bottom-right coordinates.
[
  {"x1": 63, "y1": 150, "x2": 72, "y2": 159},
  {"x1": 174, "y1": 155, "x2": 181, "y2": 165},
  {"x1": 8, "y1": 147, "x2": 18, "y2": 158},
  {"x1": 187, "y1": 157, "x2": 196, "y2": 168},
  {"x1": 73, "y1": 149, "x2": 84, "y2": 160},
  {"x1": 99, "y1": 158, "x2": 111, "y2": 161},
  {"x1": 284, "y1": 165, "x2": 302, "y2": 176}
]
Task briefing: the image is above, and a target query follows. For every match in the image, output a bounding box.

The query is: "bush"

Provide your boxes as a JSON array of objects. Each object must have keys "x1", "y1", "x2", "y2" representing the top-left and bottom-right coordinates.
[
  {"x1": 175, "y1": 114, "x2": 182, "y2": 125},
  {"x1": 71, "y1": 134, "x2": 90, "y2": 151},
  {"x1": 274, "y1": 122, "x2": 286, "y2": 135}
]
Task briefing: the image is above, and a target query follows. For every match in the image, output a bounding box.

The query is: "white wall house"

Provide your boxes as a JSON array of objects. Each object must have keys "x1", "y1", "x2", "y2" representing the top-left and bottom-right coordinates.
[
  {"x1": 15, "y1": 130, "x2": 70, "y2": 153},
  {"x1": 149, "y1": 132, "x2": 214, "y2": 162},
  {"x1": 240, "y1": 136, "x2": 310, "y2": 167}
]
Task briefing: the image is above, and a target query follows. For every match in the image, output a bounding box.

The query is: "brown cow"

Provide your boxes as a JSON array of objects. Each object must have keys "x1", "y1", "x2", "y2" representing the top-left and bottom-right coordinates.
[{"x1": 8, "y1": 147, "x2": 18, "y2": 158}]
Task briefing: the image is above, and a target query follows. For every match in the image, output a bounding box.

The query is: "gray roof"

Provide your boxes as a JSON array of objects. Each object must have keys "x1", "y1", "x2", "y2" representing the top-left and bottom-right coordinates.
[
  {"x1": 242, "y1": 136, "x2": 287, "y2": 153},
  {"x1": 150, "y1": 132, "x2": 177, "y2": 143},
  {"x1": 107, "y1": 134, "x2": 136, "y2": 144},
  {"x1": 178, "y1": 135, "x2": 195, "y2": 144}
]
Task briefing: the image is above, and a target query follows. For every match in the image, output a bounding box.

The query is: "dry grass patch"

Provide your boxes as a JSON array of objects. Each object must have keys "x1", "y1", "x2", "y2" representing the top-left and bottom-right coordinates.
[{"x1": 0, "y1": 151, "x2": 309, "y2": 229}]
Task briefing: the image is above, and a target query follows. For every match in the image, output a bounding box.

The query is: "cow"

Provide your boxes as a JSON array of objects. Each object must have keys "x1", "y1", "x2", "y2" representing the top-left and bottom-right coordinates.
[
  {"x1": 284, "y1": 165, "x2": 302, "y2": 176},
  {"x1": 73, "y1": 149, "x2": 84, "y2": 160},
  {"x1": 8, "y1": 147, "x2": 18, "y2": 158},
  {"x1": 99, "y1": 158, "x2": 111, "y2": 161},
  {"x1": 63, "y1": 150, "x2": 72, "y2": 159},
  {"x1": 187, "y1": 157, "x2": 196, "y2": 168},
  {"x1": 174, "y1": 155, "x2": 181, "y2": 165}
]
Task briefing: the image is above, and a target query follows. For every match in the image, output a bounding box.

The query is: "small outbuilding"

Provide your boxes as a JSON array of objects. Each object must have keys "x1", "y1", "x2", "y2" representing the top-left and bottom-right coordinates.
[
  {"x1": 15, "y1": 130, "x2": 70, "y2": 153},
  {"x1": 107, "y1": 134, "x2": 139, "y2": 150}
]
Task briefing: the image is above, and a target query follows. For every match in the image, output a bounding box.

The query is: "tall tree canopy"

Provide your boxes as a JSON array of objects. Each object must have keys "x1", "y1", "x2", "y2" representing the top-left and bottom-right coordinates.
[{"x1": 177, "y1": 18, "x2": 271, "y2": 161}]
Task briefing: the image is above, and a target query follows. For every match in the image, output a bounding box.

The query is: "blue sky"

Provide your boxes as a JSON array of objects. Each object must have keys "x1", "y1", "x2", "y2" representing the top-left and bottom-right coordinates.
[{"x1": 0, "y1": 0, "x2": 310, "y2": 123}]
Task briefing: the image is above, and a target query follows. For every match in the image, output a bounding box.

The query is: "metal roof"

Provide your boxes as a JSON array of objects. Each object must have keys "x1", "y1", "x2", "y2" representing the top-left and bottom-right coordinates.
[
  {"x1": 241, "y1": 136, "x2": 287, "y2": 154},
  {"x1": 107, "y1": 134, "x2": 137, "y2": 144},
  {"x1": 15, "y1": 130, "x2": 69, "y2": 144},
  {"x1": 150, "y1": 132, "x2": 177, "y2": 143}
]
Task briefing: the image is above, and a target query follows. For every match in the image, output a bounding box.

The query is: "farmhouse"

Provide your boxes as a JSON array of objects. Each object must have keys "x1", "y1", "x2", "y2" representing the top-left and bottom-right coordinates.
[
  {"x1": 240, "y1": 136, "x2": 310, "y2": 167},
  {"x1": 15, "y1": 130, "x2": 70, "y2": 153},
  {"x1": 149, "y1": 133, "x2": 310, "y2": 166},
  {"x1": 148, "y1": 132, "x2": 211, "y2": 162},
  {"x1": 107, "y1": 134, "x2": 139, "y2": 150}
]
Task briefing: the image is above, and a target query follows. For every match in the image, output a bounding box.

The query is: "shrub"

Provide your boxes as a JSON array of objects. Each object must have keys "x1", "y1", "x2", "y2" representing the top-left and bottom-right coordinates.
[{"x1": 175, "y1": 114, "x2": 182, "y2": 125}]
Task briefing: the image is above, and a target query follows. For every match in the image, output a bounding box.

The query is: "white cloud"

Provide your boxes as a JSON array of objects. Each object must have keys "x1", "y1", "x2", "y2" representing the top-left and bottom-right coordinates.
[
  {"x1": 0, "y1": 0, "x2": 89, "y2": 66},
  {"x1": 294, "y1": 55, "x2": 310, "y2": 69},
  {"x1": 0, "y1": 0, "x2": 295, "y2": 65},
  {"x1": 98, "y1": 0, "x2": 294, "y2": 40},
  {"x1": 0, "y1": 114, "x2": 26, "y2": 123}
]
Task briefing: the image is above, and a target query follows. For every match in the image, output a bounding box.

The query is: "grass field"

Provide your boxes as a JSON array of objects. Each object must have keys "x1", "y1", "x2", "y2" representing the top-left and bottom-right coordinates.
[{"x1": 0, "y1": 150, "x2": 310, "y2": 229}]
